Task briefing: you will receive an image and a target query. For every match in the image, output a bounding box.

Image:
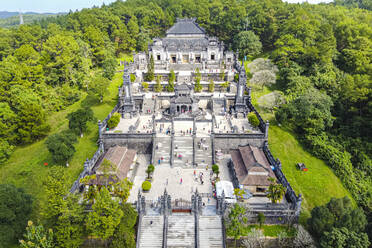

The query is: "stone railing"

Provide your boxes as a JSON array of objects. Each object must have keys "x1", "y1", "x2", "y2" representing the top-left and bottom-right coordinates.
[
  {"x1": 69, "y1": 141, "x2": 105, "y2": 193},
  {"x1": 214, "y1": 133, "x2": 265, "y2": 139},
  {"x1": 151, "y1": 135, "x2": 156, "y2": 165},
  {"x1": 102, "y1": 132, "x2": 154, "y2": 139},
  {"x1": 221, "y1": 217, "x2": 227, "y2": 248}
]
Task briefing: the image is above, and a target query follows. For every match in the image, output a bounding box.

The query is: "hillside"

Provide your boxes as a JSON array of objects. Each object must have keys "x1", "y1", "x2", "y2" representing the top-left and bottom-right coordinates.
[{"x1": 0, "y1": 11, "x2": 62, "y2": 28}]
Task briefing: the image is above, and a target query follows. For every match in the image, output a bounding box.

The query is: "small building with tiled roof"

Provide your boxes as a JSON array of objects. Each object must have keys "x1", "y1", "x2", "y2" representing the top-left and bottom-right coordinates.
[
  {"x1": 229, "y1": 145, "x2": 276, "y2": 195},
  {"x1": 90, "y1": 146, "x2": 137, "y2": 185}
]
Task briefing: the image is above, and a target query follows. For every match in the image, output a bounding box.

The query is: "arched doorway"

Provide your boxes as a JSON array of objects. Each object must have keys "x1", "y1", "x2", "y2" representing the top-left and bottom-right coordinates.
[
  {"x1": 177, "y1": 106, "x2": 180, "y2": 112},
  {"x1": 181, "y1": 105, "x2": 188, "y2": 113}
]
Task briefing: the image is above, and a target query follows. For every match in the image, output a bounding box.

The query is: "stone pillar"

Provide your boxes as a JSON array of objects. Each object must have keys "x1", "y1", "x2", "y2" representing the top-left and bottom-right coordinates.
[
  {"x1": 248, "y1": 87, "x2": 252, "y2": 102},
  {"x1": 83, "y1": 158, "x2": 90, "y2": 173},
  {"x1": 264, "y1": 120, "x2": 269, "y2": 140},
  {"x1": 295, "y1": 194, "x2": 302, "y2": 215},
  {"x1": 98, "y1": 120, "x2": 102, "y2": 139},
  {"x1": 137, "y1": 190, "x2": 142, "y2": 213},
  {"x1": 276, "y1": 158, "x2": 282, "y2": 170}
]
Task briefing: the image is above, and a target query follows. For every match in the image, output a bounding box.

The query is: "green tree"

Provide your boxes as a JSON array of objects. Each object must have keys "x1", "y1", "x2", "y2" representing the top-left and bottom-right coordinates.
[
  {"x1": 257, "y1": 212, "x2": 266, "y2": 228},
  {"x1": 308, "y1": 197, "x2": 367, "y2": 240},
  {"x1": 146, "y1": 164, "x2": 155, "y2": 179},
  {"x1": 0, "y1": 139, "x2": 14, "y2": 164},
  {"x1": 0, "y1": 184, "x2": 33, "y2": 246},
  {"x1": 320, "y1": 227, "x2": 370, "y2": 248},
  {"x1": 248, "y1": 112, "x2": 260, "y2": 127},
  {"x1": 195, "y1": 68, "x2": 202, "y2": 84},
  {"x1": 88, "y1": 74, "x2": 110, "y2": 102},
  {"x1": 110, "y1": 204, "x2": 138, "y2": 248},
  {"x1": 102, "y1": 56, "x2": 117, "y2": 80},
  {"x1": 112, "y1": 179, "x2": 133, "y2": 203},
  {"x1": 55, "y1": 194, "x2": 85, "y2": 248},
  {"x1": 146, "y1": 55, "x2": 154, "y2": 81},
  {"x1": 266, "y1": 177, "x2": 286, "y2": 204},
  {"x1": 225, "y1": 203, "x2": 251, "y2": 248},
  {"x1": 45, "y1": 130, "x2": 77, "y2": 165},
  {"x1": 154, "y1": 75, "x2": 162, "y2": 92},
  {"x1": 86, "y1": 187, "x2": 123, "y2": 244},
  {"x1": 208, "y1": 80, "x2": 215, "y2": 92},
  {"x1": 42, "y1": 167, "x2": 67, "y2": 227},
  {"x1": 19, "y1": 221, "x2": 54, "y2": 248},
  {"x1": 221, "y1": 81, "x2": 229, "y2": 92},
  {"x1": 194, "y1": 69, "x2": 203, "y2": 92},
  {"x1": 100, "y1": 159, "x2": 117, "y2": 187},
  {"x1": 107, "y1": 113, "x2": 121, "y2": 129},
  {"x1": 166, "y1": 70, "x2": 175, "y2": 92},
  {"x1": 8, "y1": 85, "x2": 50, "y2": 144},
  {"x1": 276, "y1": 88, "x2": 334, "y2": 135},
  {"x1": 212, "y1": 164, "x2": 220, "y2": 178},
  {"x1": 236, "y1": 31, "x2": 262, "y2": 59},
  {"x1": 67, "y1": 107, "x2": 94, "y2": 137}
]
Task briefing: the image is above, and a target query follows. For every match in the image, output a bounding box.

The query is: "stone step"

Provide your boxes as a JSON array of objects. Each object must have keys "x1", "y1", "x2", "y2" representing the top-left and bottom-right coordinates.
[
  {"x1": 167, "y1": 215, "x2": 195, "y2": 248},
  {"x1": 139, "y1": 216, "x2": 163, "y2": 248},
  {"x1": 199, "y1": 216, "x2": 223, "y2": 248}
]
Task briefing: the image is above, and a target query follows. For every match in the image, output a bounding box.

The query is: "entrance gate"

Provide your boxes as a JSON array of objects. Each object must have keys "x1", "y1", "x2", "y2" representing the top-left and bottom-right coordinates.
[{"x1": 171, "y1": 198, "x2": 192, "y2": 213}]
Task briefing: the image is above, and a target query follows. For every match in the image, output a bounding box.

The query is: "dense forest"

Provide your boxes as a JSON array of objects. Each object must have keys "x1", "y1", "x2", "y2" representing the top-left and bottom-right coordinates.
[{"x1": 0, "y1": 0, "x2": 370, "y2": 247}]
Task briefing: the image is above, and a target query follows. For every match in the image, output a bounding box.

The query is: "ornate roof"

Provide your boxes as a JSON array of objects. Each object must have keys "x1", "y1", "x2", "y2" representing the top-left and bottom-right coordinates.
[{"x1": 166, "y1": 18, "x2": 205, "y2": 35}]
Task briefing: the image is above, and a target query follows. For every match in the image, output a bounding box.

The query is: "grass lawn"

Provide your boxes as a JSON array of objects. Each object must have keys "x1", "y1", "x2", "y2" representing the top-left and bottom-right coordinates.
[
  {"x1": 268, "y1": 125, "x2": 354, "y2": 223},
  {"x1": 0, "y1": 58, "x2": 130, "y2": 221}
]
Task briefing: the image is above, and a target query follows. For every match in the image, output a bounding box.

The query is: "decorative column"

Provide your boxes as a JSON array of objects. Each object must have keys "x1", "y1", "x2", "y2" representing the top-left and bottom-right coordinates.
[
  {"x1": 264, "y1": 120, "x2": 269, "y2": 140},
  {"x1": 98, "y1": 120, "x2": 102, "y2": 139}
]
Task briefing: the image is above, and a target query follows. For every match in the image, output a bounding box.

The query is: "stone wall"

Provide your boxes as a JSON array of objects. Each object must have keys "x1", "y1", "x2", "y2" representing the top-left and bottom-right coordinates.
[
  {"x1": 102, "y1": 133, "x2": 153, "y2": 154},
  {"x1": 213, "y1": 134, "x2": 266, "y2": 152}
]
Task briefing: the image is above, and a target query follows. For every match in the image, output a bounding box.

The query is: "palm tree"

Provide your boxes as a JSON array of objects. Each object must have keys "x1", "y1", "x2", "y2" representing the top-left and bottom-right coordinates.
[{"x1": 266, "y1": 177, "x2": 286, "y2": 203}]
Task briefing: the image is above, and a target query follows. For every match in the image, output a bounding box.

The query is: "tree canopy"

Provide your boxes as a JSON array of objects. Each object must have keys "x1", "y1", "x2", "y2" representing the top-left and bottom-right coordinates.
[{"x1": 0, "y1": 184, "x2": 33, "y2": 246}]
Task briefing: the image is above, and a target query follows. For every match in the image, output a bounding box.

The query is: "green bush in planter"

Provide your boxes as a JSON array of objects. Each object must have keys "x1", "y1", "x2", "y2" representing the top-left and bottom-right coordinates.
[
  {"x1": 248, "y1": 112, "x2": 260, "y2": 127},
  {"x1": 142, "y1": 181, "x2": 151, "y2": 191},
  {"x1": 107, "y1": 113, "x2": 120, "y2": 129}
]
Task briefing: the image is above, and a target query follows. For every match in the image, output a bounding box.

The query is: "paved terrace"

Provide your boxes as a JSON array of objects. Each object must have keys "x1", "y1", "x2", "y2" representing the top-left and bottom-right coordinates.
[
  {"x1": 214, "y1": 115, "x2": 262, "y2": 134},
  {"x1": 108, "y1": 115, "x2": 153, "y2": 133},
  {"x1": 128, "y1": 155, "x2": 231, "y2": 204}
]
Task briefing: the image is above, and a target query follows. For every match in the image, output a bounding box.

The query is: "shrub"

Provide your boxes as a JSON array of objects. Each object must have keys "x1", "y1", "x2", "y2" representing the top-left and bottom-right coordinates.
[
  {"x1": 107, "y1": 113, "x2": 121, "y2": 129},
  {"x1": 248, "y1": 112, "x2": 260, "y2": 127},
  {"x1": 130, "y1": 74, "x2": 136, "y2": 82},
  {"x1": 208, "y1": 80, "x2": 215, "y2": 92},
  {"x1": 142, "y1": 181, "x2": 151, "y2": 191},
  {"x1": 212, "y1": 164, "x2": 219, "y2": 177},
  {"x1": 142, "y1": 82, "x2": 149, "y2": 92}
]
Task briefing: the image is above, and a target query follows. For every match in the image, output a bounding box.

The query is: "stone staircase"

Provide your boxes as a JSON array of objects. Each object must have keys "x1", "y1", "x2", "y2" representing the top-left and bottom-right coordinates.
[
  {"x1": 154, "y1": 137, "x2": 171, "y2": 165},
  {"x1": 199, "y1": 216, "x2": 223, "y2": 248},
  {"x1": 138, "y1": 216, "x2": 163, "y2": 248},
  {"x1": 167, "y1": 214, "x2": 195, "y2": 248},
  {"x1": 195, "y1": 137, "x2": 213, "y2": 167},
  {"x1": 173, "y1": 136, "x2": 193, "y2": 167}
]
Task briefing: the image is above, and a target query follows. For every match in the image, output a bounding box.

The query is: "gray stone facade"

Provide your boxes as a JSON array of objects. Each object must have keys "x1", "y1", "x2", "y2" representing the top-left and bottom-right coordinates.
[{"x1": 133, "y1": 18, "x2": 235, "y2": 83}]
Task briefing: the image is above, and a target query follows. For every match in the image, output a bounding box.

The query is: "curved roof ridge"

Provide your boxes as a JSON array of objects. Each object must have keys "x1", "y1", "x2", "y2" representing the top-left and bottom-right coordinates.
[{"x1": 166, "y1": 18, "x2": 205, "y2": 35}]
